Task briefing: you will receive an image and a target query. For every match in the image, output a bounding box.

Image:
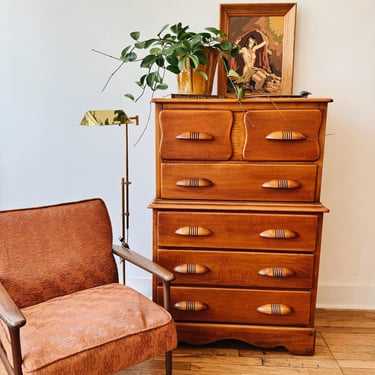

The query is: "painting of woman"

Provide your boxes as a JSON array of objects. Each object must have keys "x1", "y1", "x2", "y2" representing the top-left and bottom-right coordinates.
[{"x1": 228, "y1": 17, "x2": 284, "y2": 94}]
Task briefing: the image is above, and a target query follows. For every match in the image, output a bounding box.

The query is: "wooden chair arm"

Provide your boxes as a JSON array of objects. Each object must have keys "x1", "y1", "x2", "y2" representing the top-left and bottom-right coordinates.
[
  {"x1": 0, "y1": 282, "x2": 25, "y2": 329},
  {"x1": 112, "y1": 244, "x2": 175, "y2": 311},
  {"x1": 113, "y1": 245, "x2": 175, "y2": 282},
  {"x1": 0, "y1": 281, "x2": 26, "y2": 375}
]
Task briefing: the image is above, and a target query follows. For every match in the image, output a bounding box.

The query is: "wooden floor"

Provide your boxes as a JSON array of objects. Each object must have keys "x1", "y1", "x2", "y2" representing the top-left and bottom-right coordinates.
[
  {"x1": 117, "y1": 309, "x2": 375, "y2": 375},
  {"x1": 1, "y1": 309, "x2": 374, "y2": 375}
]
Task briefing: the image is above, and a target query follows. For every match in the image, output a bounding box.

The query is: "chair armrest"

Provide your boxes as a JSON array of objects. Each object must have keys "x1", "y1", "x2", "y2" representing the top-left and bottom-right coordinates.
[
  {"x1": 0, "y1": 282, "x2": 25, "y2": 329},
  {"x1": 0, "y1": 282, "x2": 26, "y2": 375},
  {"x1": 112, "y1": 244, "x2": 175, "y2": 311},
  {"x1": 113, "y1": 244, "x2": 175, "y2": 283}
]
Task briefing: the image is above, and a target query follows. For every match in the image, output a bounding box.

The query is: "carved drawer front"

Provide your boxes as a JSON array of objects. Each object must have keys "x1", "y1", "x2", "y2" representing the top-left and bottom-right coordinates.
[
  {"x1": 159, "y1": 110, "x2": 233, "y2": 160},
  {"x1": 158, "y1": 249, "x2": 314, "y2": 289},
  {"x1": 161, "y1": 163, "x2": 317, "y2": 202},
  {"x1": 157, "y1": 286, "x2": 311, "y2": 325},
  {"x1": 157, "y1": 211, "x2": 319, "y2": 252},
  {"x1": 243, "y1": 110, "x2": 323, "y2": 161}
]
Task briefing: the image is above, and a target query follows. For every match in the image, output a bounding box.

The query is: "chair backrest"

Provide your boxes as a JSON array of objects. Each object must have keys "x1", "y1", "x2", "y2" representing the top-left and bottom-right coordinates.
[{"x1": 0, "y1": 198, "x2": 118, "y2": 308}]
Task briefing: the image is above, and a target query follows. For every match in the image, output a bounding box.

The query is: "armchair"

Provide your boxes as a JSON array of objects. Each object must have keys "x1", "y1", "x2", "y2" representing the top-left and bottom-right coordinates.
[{"x1": 0, "y1": 198, "x2": 177, "y2": 375}]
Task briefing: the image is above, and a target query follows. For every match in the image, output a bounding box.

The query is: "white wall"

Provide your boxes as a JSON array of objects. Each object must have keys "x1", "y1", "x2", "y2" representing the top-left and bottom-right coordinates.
[{"x1": 1, "y1": 0, "x2": 374, "y2": 309}]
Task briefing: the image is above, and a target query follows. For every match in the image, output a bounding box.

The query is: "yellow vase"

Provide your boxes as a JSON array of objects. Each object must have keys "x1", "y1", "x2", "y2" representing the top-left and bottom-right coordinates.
[{"x1": 177, "y1": 49, "x2": 218, "y2": 95}]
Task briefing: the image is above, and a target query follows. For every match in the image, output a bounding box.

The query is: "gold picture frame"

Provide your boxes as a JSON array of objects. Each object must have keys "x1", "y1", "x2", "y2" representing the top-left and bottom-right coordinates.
[{"x1": 218, "y1": 3, "x2": 297, "y2": 96}]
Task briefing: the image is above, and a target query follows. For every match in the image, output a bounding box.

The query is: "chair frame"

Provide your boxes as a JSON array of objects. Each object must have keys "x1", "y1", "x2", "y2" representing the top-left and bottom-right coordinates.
[{"x1": 0, "y1": 244, "x2": 175, "y2": 375}]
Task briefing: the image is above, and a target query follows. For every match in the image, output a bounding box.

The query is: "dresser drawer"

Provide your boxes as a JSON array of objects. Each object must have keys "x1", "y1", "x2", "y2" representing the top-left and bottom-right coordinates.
[
  {"x1": 161, "y1": 163, "x2": 317, "y2": 202},
  {"x1": 159, "y1": 110, "x2": 233, "y2": 160},
  {"x1": 158, "y1": 286, "x2": 311, "y2": 326},
  {"x1": 157, "y1": 211, "x2": 319, "y2": 252},
  {"x1": 243, "y1": 109, "x2": 323, "y2": 161},
  {"x1": 157, "y1": 249, "x2": 314, "y2": 289}
]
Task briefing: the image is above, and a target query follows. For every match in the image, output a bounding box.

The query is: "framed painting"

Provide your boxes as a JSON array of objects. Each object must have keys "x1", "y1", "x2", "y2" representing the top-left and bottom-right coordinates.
[{"x1": 218, "y1": 3, "x2": 297, "y2": 96}]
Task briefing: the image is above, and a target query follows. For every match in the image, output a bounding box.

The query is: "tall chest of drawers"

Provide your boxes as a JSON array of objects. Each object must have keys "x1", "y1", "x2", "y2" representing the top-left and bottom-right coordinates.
[{"x1": 149, "y1": 97, "x2": 332, "y2": 355}]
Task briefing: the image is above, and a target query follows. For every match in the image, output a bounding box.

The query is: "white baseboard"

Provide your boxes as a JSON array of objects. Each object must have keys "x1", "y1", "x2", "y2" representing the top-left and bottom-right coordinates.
[
  {"x1": 317, "y1": 283, "x2": 375, "y2": 309},
  {"x1": 125, "y1": 278, "x2": 375, "y2": 310}
]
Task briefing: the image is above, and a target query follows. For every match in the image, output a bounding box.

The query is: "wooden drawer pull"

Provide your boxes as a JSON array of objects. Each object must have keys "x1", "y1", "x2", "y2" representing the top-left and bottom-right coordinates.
[
  {"x1": 175, "y1": 226, "x2": 212, "y2": 236},
  {"x1": 266, "y1": 130, "x2": 307, "y2": 141},
  {"x1": 174, "y1": 300, "x2": 208, "y2": 312},
  {"x1": 257, "y1": 304, "x2": 293, "y2": 316},
  {"x1": 262, "y1": 179, "x2": 301, "y2": 189},
  {"x1": 258, "y1": 267, "x2": 296, "y2": 278},
  {"x1": 176, "y1": 178, "x2": 213, "y2": 187},
  {"x1": 174, "y1": 263, "x2": 210, "y2": 274},
  {"x1": 259, "y1": 229, "x2": 299, "y2": 239},
  {"x1": 176, "y1": 131, "x2": 214, "y2": 140}
]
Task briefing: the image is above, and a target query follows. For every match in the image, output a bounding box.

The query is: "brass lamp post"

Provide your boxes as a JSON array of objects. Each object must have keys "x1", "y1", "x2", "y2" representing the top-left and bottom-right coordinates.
[{"x1": 80, "y1": 110, "x2": 139, "y2": 283}]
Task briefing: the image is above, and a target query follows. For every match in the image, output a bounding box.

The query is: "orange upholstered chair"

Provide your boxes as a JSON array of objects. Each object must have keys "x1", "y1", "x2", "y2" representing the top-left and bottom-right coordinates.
[{"x1": 0, "y1": 198, "x2": 177, "y2": 375}]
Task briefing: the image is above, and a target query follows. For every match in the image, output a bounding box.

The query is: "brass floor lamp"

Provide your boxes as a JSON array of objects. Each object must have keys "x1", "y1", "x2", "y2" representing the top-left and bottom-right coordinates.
[{"x1": 80, "y1": 110, "x2": 139, "y2": 283}]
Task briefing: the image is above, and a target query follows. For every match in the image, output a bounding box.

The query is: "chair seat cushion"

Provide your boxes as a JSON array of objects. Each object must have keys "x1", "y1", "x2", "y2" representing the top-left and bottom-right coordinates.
[{"x1": 0, "y1": 283, "x2": 177, "y2": 375}]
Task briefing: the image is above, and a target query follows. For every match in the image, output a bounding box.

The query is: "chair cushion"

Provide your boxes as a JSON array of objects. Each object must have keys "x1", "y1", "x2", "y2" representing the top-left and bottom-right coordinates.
[{"x1": 0, "y1": 283, "x2": 177, "y2": 375}]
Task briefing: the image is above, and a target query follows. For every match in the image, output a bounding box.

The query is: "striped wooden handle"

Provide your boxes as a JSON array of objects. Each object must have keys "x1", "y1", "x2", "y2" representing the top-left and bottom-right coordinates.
[
  {"x1": 174, "y1": 264, "x2": 210, "y2": 274},
  {"x1": 176, "y1": 178, "x2": 213, "y2": 187},
  {"x1": 176, "y1": 131, "x2": 214, "y2": 140},
  {"x1": 175, "y1": 226, "x2": 212, "y2": 236},
  {"x1": 258, "y1": 267, "x2": 296, "y2": 278},
  {"x1": 174, "y1": 300, "x2": 208, "y2": 312},
  {"x1": 259, "y1": 229, "x2": 299, "y2": 239},
  {"x1": 266, "y1": 130, "x2": 307, "y2": 141},
  {"x1": 262, "y1": 179, "x2": 301, "y2": 189},
  {"x1": 257, "y1": 304, "x2": 293, "y2": 315}
]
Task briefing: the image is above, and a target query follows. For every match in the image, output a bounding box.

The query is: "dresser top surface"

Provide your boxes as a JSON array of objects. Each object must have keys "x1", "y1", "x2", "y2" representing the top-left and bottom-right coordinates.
[{"x1": 152, "y1": 97, "x2": 333, "y2": 104}]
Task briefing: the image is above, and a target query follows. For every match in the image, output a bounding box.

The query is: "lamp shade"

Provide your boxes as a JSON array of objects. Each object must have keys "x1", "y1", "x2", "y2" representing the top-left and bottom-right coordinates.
[{"x1": 80, "y1": 110, "x2": 139, "y2": 126}]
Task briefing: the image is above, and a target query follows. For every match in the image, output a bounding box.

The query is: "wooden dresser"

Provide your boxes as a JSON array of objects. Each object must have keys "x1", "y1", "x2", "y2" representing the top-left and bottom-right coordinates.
[{"x1": 149, "y1": 97, "x2": 332, "y2": 355}]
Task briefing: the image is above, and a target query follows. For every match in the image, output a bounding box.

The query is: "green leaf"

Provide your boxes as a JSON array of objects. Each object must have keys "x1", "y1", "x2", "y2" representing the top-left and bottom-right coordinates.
[
  {"x1": 205, "y1": 27, "x2": 220, "y2": 35},
  {"x1": 227, "y1": 69, "x2": 241, "y2": 78},
  {"x1": 166, "y1": 55, "x2": 178, "y2": 65},
  {"x1": 237, "y1": 87, "x2": 245, "y2": 99},
  {"x1": 126, "y1": 52, "x2": 137, "y2": 62},
  {"x1": 170, "y1": 23, "x2": 179, "y2": 34},
  {"x1": 121, "y1": 51, "x2": 137, "y2": 62},
  {"x1": 155, "y1": 55, "x2": 165, "y2": 67},
  {"x1": 196, "y1": 51, "x2": 207, "y2": 65},
  {"x1": 144, "y1": 39, "x2": 159, "y2": 48},
  {"x1": 198, "y1": 32, "x2": 211, "y2": 40},
  {"x1": 141, "y1": 54, "x2": 157, "y2": 68},
  {"x1": 156, "y1": 82, "x2": 168, "y2": 90},
  {"x1": 196, "y1": 69, "x2": 208, "y2": 80},
  {"x1": 124, "y1": 93, "x2": 135, "y2": 101},
  {"x1": 166, "y1": 64, "x2": 181, "y2": 74},
  {"x1": 146, "y1": 71, "x2": 161, "y2": 88},
  {"x1": 136, "y1": 74, "x2": 147, "y2": 87},
  {"x1": 174, "y1": 46, "x2": 188, "y2": 56},
  {"x1": 134, "y1": 41, "x2": 146, "y2": 49},
  {"x1": 189, "y1": 54, "x2": 200, "y2": 69},
  {"x1": 229, "y1": 46, "x2": 240, "y2": 57},
  {"x1": 120, "y1": 46, "x2": 130, "y2": 59},
  {"x1": 130, "y1": 31, "x2": 140, "y2": 41},
  {"x1": 181, "y1": 39, "x2": 192, "y2": 50},
  {"x1": 220, "y1": 41, "x2": 233, "y2": 51},
  {"x1": 149, "y1": 47, "x2": 162, "y2": 54}
]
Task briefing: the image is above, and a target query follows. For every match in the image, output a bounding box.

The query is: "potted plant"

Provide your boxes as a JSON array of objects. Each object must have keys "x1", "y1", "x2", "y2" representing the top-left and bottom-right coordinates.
[{"x1": 97, "y1": 22, "x2": 243, "y2": 101}]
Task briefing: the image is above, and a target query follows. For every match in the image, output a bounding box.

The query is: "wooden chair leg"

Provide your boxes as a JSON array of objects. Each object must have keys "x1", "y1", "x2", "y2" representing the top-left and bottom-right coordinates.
[{"x1": 165, "y1": 351, "x2": 172, "y2": 375}]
